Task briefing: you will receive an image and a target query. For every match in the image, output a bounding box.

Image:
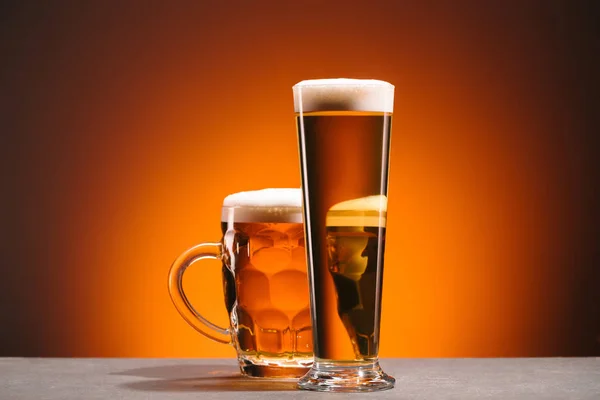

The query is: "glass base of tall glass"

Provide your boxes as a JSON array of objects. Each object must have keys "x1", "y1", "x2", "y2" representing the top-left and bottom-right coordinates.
[{"x1": 298, "y1": 360, "x2": 395, "y2": 392}]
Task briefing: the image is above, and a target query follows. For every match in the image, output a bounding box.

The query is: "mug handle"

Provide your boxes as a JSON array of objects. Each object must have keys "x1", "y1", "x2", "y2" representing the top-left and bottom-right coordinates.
[{"x1": 167, "y1": 242, "x2": 232, "y2": 344}]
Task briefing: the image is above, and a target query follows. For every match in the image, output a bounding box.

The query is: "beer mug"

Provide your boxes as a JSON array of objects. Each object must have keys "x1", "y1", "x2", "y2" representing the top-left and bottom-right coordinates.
[
  {"x1": 293, "y1": 79, "x2": 396, "y2": 391},
  {"x1": 168, "y1": 188, "x2": 313, "y2": 378}
]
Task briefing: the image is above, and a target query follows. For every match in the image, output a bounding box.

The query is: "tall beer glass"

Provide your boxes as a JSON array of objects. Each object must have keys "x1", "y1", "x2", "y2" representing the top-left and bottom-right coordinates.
[{"x1": 293, "y1": 79, "x2": 395, "y2": 391}]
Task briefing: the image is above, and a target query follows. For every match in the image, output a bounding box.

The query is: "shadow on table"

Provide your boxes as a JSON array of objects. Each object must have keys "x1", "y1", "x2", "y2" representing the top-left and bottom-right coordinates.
[
  {"x1": 112, "y1": 364, "x2": 239, "y2": 380},
  {"x1": 114, "y1": 364, "x2": 297, "y2": 392}
]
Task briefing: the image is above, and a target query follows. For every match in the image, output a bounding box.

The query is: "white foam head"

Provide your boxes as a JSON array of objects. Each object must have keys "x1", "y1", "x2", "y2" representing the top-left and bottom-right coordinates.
[
  {"x1": 221, "y1": 188, "x2": 303, "y2": 223},
  {"x1": 326, "y1": 195, "x2": 388, "y2": 227},
  {"x1": 293, "y1": 78, "x2": 394, "y2": 113}
]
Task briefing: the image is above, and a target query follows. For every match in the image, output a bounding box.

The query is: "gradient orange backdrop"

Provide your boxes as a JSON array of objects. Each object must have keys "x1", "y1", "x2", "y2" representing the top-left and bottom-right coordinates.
[{"x1": 3, "y1": 1, "x2": 599, "y2": 357}]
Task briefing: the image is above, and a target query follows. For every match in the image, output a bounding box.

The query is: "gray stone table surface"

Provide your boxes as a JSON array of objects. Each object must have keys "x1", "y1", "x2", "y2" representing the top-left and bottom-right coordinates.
[{"x1": 0, "y1": 358, "x2": 599, "y2": 399}]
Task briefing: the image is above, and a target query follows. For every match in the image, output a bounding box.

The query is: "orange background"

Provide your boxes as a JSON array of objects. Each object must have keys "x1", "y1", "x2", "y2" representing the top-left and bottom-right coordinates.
[{"x1": 3, "y1": 1, "x2": 599, "y2": 357}]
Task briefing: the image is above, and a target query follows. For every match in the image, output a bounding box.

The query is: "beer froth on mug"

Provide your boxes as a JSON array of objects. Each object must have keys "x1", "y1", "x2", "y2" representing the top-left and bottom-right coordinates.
[
  {"x1": 168, "y1": 188, "x2": 313, "y2": 378},
  {"x1": 294, "y1": 78, "x2": 396, "y2": 391}
]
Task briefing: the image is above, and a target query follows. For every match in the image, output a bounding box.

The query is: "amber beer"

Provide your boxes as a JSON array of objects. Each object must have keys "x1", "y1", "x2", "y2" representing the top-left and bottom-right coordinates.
[
  {"x1": 220, "y1": 210, "x2": 313, "y2": 373},
  {"x1": 294, "y1": 79, "x2": 395, "y2": 391},
  {"x1": 168, "y1": 188, "x2": 312, "y2": 378},
  {"x1": 299, "y1": 113, "x2": 391, "y2": 362}
]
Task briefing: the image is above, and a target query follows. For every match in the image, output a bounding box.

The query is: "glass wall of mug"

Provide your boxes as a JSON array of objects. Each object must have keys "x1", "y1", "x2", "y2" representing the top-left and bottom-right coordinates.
[
  {"x1": 168, "y1": 188, "x2": 313, "y2": 378},
  {"x1": 293, "y1": 79, "x2": 396, "y2": 391}
]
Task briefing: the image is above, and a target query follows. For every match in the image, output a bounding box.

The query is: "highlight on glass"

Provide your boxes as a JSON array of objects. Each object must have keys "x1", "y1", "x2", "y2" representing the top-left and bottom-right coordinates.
[{"x1": 293, "y1": 79, "x2": 396, "y2": 391}]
